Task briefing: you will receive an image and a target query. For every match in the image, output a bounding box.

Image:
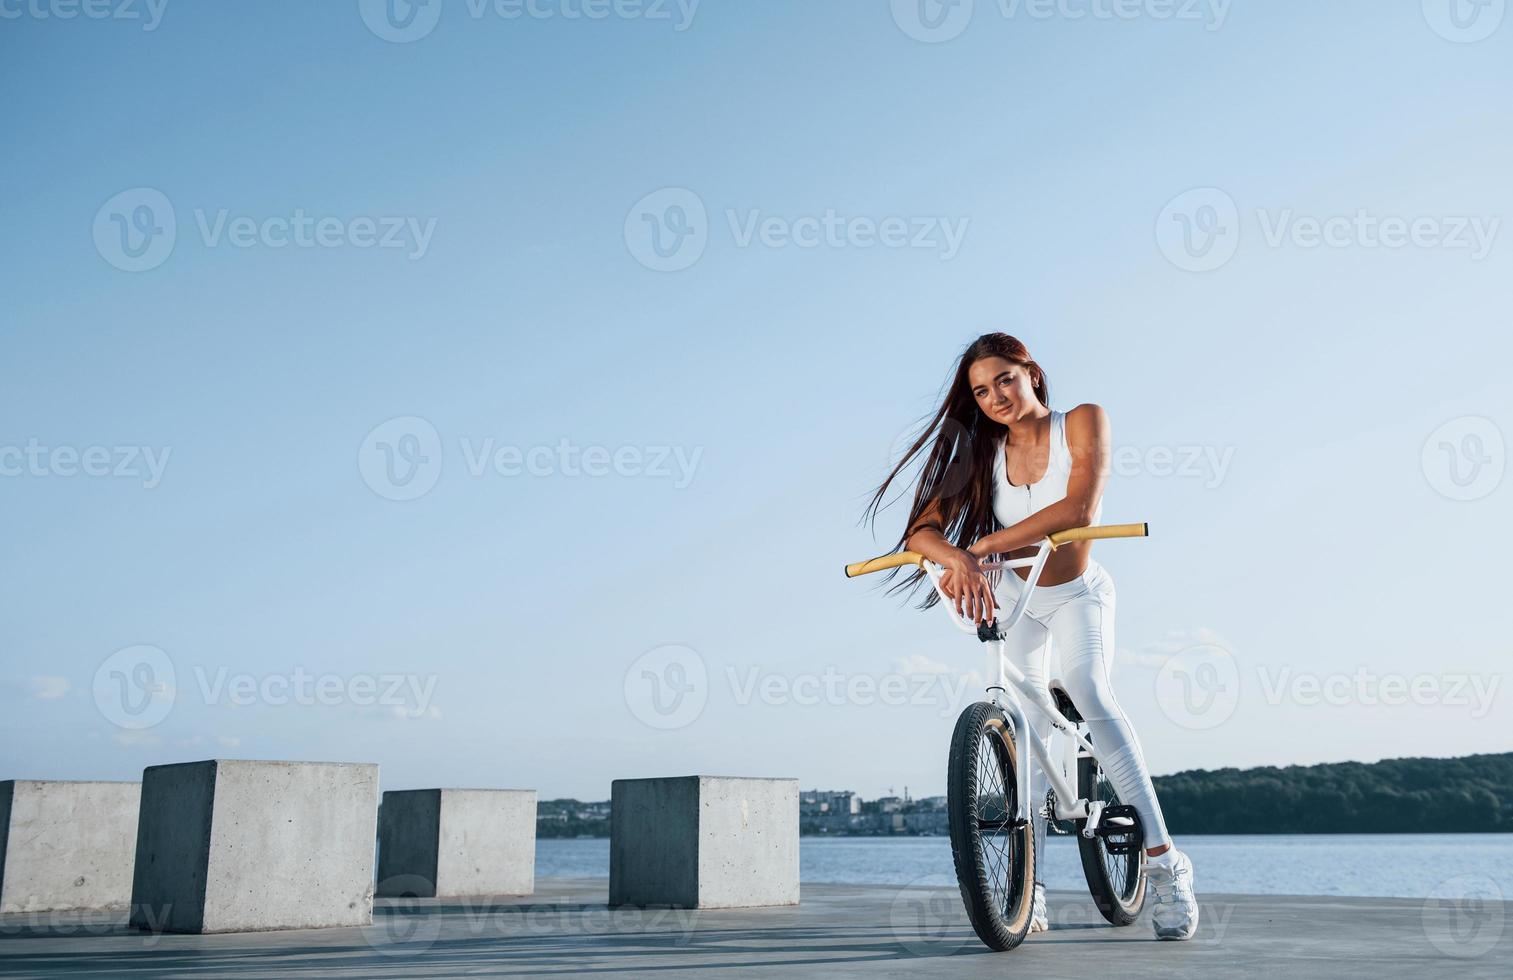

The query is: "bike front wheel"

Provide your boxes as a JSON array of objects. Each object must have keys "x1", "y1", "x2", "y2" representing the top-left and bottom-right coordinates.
[{"x1": 947, "y1": 701, "x2": 1036, "y2": 951}]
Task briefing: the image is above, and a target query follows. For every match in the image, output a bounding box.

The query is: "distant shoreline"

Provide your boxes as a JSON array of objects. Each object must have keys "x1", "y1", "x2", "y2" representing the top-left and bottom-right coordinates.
[
  {"x1": 536, "y1": 830, "x2": 1513, "y2": 840},
  {"x1": 537, "y1": 750, "x2": 1513, "y2": 837}
]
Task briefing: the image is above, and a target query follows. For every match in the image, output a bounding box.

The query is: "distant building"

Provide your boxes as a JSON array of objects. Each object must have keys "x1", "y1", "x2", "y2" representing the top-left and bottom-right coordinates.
[{"x1": 799, "y1": 790, "x2": 865, "y2": 834}]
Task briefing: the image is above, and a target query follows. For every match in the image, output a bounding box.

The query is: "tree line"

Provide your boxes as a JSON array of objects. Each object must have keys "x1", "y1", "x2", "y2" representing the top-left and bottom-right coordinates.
[{"x1": 1154, "y1": 752, "x2": 1513, "y2": 834}]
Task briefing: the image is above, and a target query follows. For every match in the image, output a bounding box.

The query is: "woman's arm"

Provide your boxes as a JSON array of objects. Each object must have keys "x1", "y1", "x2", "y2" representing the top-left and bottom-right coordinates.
[
  {"x1": 905, "y1": 499, "x2": 998, "y2": 624},
  {"x1": 968, "y1": 404, "x2": 1110, "y2": 558}
]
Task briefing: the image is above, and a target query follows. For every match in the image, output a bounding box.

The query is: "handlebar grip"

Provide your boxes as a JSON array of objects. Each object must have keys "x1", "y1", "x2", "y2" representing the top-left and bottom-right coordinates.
[
  {"x1": 844, "y1": 551, "x2": 926, "y2": 578},
  {"x1": 1048, "y1": 522, "x2": 1149, "y2": 546}
]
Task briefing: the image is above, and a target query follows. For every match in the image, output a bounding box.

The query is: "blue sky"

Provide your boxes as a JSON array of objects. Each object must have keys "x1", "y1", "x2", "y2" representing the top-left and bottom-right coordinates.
[{"x1": 2, "y1": 1, "x2": 1510, "y2": 801}]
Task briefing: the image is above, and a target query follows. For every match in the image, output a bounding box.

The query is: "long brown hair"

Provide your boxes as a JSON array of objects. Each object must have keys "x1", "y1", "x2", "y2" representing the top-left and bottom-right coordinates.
[{"x1": 862, "y1": 333, "x2": 1050, "y2": 606}]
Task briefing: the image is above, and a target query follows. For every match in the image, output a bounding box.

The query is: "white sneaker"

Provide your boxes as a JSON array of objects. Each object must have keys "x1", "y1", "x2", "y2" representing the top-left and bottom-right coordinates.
[
  {"x1": 1029, "y1": 881, "x2": 1048, "y2": 933},
  {"x1": 1145, "y1": 849, "x2": 1198, "y2": 940}
]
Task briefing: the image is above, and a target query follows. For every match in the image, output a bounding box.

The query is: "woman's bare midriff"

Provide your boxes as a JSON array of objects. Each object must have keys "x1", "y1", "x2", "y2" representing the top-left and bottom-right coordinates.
[{"x1": 1005, "y1": 540, "x2": 1092, "y2": 587}]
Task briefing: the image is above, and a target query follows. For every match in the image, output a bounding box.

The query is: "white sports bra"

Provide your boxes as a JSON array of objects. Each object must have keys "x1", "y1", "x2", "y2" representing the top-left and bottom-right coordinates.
[{"x1": 991, "y1": 409, "x2": 1102, "y2": 531}]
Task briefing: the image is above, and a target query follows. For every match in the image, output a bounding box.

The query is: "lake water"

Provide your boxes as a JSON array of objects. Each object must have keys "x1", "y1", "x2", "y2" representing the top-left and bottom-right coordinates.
[{"x1": 538, "y1": 834, "x2": 1513, "y2": 900}]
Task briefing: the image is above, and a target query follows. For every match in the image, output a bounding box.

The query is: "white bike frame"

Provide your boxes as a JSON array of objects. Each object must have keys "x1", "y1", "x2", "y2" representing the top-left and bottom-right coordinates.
[{"x1": 923, "y1": 544, "x2": 1132, "y2": 842}]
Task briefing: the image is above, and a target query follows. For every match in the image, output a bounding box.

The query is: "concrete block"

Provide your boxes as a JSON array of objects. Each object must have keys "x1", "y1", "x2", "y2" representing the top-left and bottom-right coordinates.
[
  {"x1": 0, "y1": 780, "x2": 141, "y2": 913},
  {"x1": 610, "y1": 776, "x2": 798, "y2": 909},
  {"x1": 376, "y1": 789, "x2": 536, "y2": 898},
  {"x1": 129, "y1": 759, "x2": 378, "y2": 933}
]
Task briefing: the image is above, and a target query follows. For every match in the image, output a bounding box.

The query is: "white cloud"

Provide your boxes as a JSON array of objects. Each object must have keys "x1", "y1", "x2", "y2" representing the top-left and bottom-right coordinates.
[
  {"x1": 893, "y1": 653, "x2": 987, "y2": 692},
  {"x1": 112, "y1": 731, "x2": 164, "y2": 748},
  {"x1": 29, "y1": 676, "x2": 71, "y2": 699},
  {"x1": 1116, "y1": 627, "x2": 1236, "y2": 670}
]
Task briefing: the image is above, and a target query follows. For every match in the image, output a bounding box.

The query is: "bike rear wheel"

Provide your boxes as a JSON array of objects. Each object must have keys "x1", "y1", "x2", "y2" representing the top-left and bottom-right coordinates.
[
  {"x1": 947, "y1": 701, "x2": 1036, "y2": 951},
  {"x1": 1075, "y1": 735, "x2": 1146, "y2": 925}
]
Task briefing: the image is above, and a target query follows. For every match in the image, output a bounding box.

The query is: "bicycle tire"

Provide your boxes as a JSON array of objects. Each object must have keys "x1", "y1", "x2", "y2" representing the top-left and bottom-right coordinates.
[
  {"x1": 1075, "y1": 735, "x2": 1146, "y2": 925},
  {"x1": 947, "y1": 701, "x2": 1035, "y2": 951}
]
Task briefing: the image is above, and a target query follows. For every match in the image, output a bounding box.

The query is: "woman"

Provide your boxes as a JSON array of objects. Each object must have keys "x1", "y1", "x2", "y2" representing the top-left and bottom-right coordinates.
[{"x1": 865, "y1": 333, "x2": 1199, "y2": 941}]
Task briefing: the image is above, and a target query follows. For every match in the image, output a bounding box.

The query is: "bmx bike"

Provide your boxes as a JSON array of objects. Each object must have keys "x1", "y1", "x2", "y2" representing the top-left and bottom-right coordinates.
[{"x1": 845, "y1": 522, "x2": 1151, "y2": 951}]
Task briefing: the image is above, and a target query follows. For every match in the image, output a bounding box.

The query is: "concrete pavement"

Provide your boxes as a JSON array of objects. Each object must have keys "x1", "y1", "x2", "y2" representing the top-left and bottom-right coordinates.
[{"x1": 0, "y1": 875, "x2": 1506, "y2": 978}]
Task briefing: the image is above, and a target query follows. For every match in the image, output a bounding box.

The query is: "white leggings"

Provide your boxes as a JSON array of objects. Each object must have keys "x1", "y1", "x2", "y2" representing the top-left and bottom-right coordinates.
[{"x1": 993, "y1": 559, "x2": 1173, "y2": 866}]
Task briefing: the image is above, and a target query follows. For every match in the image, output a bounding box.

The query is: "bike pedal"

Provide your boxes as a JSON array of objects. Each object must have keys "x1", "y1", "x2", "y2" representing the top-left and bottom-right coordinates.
[
  {"x1": 1093, "y1": 804, "x2": 1144, "y2": 855},
  {"x1": 1049, "y1": 686, "x2": 1083, "y2": 723}
]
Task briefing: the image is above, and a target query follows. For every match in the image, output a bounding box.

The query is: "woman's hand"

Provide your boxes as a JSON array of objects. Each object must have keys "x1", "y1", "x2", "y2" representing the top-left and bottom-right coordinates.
[{"x1": 939, "y1": 549, "x2": 996, "y2": 625}]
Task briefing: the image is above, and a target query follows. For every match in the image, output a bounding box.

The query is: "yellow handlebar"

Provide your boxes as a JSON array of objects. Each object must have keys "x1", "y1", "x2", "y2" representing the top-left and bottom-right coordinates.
[
  {"x1": 1048, "y1": 522, "x2": 1148, "y2": 546},
  {"x1": 843, "y1": 522, "x2": 1148, "y2": 578},
  {"x1": 844, "y1": 551, "x2": 927, "y2": 578}
]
